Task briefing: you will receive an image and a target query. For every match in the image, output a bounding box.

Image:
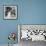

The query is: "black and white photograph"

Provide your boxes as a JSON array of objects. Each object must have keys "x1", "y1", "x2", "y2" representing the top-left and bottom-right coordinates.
[
  {"x1": 18, "y1": 25, "x2": 46, "y2": 41},
  {"x1": 4, "y1": 6, "x2": 17, "y2": 19}
]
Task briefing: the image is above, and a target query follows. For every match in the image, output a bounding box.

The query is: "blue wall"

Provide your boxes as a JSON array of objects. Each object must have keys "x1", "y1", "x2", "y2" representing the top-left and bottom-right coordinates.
[
  {"x1": 20, "y1": 0, "x2": 46, "y2": 24},
  {"x1": 0, "y1": 0, "x2": 46, "y2": 44}
]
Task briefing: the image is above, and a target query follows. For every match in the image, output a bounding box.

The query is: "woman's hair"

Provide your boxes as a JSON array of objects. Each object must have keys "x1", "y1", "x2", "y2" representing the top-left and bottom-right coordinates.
[{"x1": 5, "y1": 7, "x2": 12, "y2": 16}]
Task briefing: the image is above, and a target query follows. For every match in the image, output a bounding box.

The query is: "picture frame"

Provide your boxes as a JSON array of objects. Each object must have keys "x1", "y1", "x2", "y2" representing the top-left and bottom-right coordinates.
[
  {"x1": 4, "y1": 5, "x2": 17, "y2": 20},
  {"x1": 18, "y1": 24, "x2": 46, "y2": 41}
]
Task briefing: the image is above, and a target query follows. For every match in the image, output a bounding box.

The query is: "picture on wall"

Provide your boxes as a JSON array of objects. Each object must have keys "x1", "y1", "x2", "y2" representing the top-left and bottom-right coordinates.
[
  {"x1": 4, "y1": 5, "x2": 17, "y2": 19},
  {"x1": 18, "y1": 25, "x2": 46, "y2": 41}
]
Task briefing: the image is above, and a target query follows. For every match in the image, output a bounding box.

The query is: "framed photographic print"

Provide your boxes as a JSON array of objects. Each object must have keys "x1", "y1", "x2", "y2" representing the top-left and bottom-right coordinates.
[
  {"x1": 18, "y1": 24, "x2": 46, "y2": 41},
  {"x1": 4, "y1": 5, "x2": 17, "y2": 19}
]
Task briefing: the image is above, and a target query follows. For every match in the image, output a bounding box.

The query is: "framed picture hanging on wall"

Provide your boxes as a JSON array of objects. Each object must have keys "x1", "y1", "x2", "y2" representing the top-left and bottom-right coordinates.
[{"x1": 4, "y1": 5, "x2": 17, "y2": 19}]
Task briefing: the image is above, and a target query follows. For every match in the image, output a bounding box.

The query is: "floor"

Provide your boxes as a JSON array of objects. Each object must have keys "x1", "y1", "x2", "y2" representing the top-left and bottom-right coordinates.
[
  {"x1": 0, "y1": 44, "x2": 18, "y2": 46},
  {"x1": 0, "y1": 40, "x2": 46, "y2": 46},
  {"x1": 19, "y1": 40, "x2": 46, "y2": 46}
]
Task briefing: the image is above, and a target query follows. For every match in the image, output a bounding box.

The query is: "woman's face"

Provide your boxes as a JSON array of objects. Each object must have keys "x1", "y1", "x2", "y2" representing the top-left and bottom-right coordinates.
[{"x1": 6, "y1": 7, "x2": 12, "y2": 12}]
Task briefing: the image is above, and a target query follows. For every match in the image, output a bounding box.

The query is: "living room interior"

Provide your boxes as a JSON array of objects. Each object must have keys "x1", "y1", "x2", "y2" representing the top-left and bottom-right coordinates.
[{"x1": 0, "y1": 0, "x2": 46, "y2": 46}]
